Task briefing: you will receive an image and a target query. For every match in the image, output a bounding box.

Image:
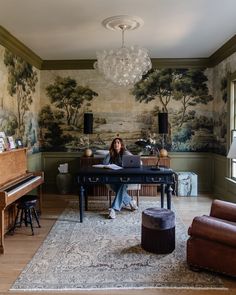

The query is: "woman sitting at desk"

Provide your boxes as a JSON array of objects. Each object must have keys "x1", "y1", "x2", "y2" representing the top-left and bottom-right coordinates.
[{"x1": 103, "y1": 137, "x2": 138, "y2": 219}]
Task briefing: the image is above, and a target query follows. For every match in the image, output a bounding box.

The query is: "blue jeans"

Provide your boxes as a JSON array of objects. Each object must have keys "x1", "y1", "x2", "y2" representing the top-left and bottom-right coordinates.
[{"x1": 109, "y1": 184, "x2": 132, "y2": 211}]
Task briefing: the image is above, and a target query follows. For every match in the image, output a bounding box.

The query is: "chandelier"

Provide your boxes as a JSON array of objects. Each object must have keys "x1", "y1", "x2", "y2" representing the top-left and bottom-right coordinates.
[{"x1": 94, "y1": 15, "x2": 152, "y2": 86}]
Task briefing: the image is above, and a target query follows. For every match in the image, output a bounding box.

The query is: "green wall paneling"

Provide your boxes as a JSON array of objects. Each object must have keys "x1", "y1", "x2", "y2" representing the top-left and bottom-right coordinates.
[
  {"x1": 42, "y1": 152, "x2": 82, "y2": 192},
  {"x1": 42, "y1": 152, "x2": 213, "y2": 194},
  {"x1": 169, "y1": 152, "x2": 213, "y2": 192},
  {"x1": 212, "y1": 153, "x2": 236, "y2": 202},
  {"x1": 27, "y1": 152, "x2": 42, "y2": 172}
]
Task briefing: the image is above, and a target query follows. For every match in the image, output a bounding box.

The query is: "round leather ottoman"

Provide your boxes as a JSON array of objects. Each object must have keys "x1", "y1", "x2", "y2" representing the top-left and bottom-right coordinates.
[{"x1": 141, "y1": 207, "x2": 175, "y2": 254}]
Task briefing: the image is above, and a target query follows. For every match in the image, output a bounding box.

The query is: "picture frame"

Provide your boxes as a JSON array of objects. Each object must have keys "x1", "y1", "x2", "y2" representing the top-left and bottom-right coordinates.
[
  {"x1": 7, "y1": 136, "x2": 16, "y2": 149},
  {"x1": 0, "y1": 142, "x2": 5, "y2": 152},
  {"x1": 0, "y1": 137, "x2": 7, "y2": 151},
  {"x1": 15, "y1": 138, "x2": 23, "y2": 148},
  {"x1": 0, "y1": 131, "x2": 6, "y2": 139}
]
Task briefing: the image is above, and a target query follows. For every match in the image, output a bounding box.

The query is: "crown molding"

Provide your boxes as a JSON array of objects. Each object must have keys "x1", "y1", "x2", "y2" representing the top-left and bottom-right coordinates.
[
  {"x1": 41, "y1": 59, "x2": 96, "y2": 70},
  {"x1": 41, "y1": 58, "x2": 209, "y2": 70},
  {"x1": 151, "y1": 58, "x2": 209, "y2": 69},
  {"x1": 0, "y1": 26, "x2": 43, "y2": 69},
  {"x1": 208, "y1": 35, "x2": 236, "y2": 67},
  {"x1": 0, "y1": 25, "x2": 235, "y2": 70}
]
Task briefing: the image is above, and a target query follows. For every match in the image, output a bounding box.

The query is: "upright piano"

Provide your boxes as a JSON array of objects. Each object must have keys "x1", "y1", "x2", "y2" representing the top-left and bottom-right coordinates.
[{"x1": 0, "y1": 148, "x2": 44, "y2": 254}]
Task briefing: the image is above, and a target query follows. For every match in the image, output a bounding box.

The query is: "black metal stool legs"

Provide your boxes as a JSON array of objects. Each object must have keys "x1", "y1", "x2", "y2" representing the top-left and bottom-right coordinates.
[
  {"x1": 32, "y1": 207, "x2": 41, "y2": 228},
  {"x1": 12, "y1": 195, "x2": 41, "y2": 235}
]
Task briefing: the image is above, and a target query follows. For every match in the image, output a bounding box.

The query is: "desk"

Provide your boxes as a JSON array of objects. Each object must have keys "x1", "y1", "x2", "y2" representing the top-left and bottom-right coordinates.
[
  {"x1": 80, "y1": 156, "x2": 170, "y2": 197},
  {"x1": 77, "y1": 166, "x2": 174, "y2": 222}
]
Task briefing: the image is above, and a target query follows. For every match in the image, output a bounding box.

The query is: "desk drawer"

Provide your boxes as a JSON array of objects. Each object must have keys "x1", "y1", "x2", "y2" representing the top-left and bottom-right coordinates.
[
  {"x1": 145, "y1": 175, "x2": 169, "y2": 183},
  {"x1": 82, "y1": 176, "x2": 106, "y2": 184},
  {"x1": 105, "y1": 175, "x2": 143, "y2": 184}
]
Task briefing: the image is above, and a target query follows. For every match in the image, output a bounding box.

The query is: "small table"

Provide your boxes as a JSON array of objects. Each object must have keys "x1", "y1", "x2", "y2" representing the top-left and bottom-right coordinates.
[{"x1": 77, "y1": 166, "x2": 175, "y2": 222}]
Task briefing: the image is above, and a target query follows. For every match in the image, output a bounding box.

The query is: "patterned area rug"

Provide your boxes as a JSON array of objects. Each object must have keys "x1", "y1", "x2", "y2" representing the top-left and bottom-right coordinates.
[{"x1": 11, "y1": 200, "x2": 224, "y2": 291}]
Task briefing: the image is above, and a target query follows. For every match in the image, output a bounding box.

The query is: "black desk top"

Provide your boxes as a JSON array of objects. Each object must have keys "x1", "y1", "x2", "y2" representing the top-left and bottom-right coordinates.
[{"x1": 77, "y1": 165, "x2": 173, "y2": 176}]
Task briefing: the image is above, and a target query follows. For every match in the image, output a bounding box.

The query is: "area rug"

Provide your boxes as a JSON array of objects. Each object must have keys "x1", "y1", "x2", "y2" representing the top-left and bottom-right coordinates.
[{"x1": 11, "y1": 200, "x2": 224, "y2": 291}]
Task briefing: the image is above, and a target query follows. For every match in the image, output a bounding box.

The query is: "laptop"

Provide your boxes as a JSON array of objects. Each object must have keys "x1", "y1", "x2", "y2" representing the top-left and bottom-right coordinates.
[{"x1": 122, "y1": 155, "x2": 141, "y2": 168}]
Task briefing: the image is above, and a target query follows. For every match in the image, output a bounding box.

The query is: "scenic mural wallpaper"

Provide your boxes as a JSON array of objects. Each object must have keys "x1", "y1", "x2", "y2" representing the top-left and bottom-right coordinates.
[
  {"x1": 0, "y1": 43, "x2": 236, "y2": 155},
  {"x1": 0, "y1": 46, "x2": 40, "y2": 153}
]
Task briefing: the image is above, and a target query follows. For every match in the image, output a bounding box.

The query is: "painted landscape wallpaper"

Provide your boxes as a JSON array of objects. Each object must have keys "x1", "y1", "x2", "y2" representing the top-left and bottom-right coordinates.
[{"x1": 0, "y1": 43, "x2": 236, "y2": 155}]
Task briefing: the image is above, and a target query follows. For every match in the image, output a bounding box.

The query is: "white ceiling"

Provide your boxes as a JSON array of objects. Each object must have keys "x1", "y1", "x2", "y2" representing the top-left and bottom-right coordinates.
[{"x1": 0, "y1": 0, "x2": 236, "y2": 60}]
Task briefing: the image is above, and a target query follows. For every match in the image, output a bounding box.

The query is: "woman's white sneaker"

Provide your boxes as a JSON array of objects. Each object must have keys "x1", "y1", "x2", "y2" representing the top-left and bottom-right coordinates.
[
  {"x1": 129, "y1": 200, "x2": 138, "y2": 211},
  {"x1": 108, "y1": 208, "x2": 116, "y2": 219}
]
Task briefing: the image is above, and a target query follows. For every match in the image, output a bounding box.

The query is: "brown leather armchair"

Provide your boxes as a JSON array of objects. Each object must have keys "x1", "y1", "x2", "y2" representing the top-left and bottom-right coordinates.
[{"x1": 187, "y1": 199, "x2": 236, "y2": 277}]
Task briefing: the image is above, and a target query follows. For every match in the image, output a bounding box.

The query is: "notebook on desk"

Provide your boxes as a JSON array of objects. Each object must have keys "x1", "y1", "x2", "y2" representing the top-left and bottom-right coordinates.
[{"x1": 122, "y1": 155, "x2": 141, "y2": 168}]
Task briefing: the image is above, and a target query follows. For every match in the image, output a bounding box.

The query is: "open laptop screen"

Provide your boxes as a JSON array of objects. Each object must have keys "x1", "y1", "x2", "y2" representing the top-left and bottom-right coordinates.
[{"x1": 122, "y1": 155, "x2": 141, "y2": 168}]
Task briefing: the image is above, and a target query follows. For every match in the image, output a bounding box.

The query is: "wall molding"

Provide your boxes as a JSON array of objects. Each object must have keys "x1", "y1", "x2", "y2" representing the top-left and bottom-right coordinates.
[
  {"x1": 208, "y1": 35, "x2": 236, "y2": 67},
  {"x1": 41, "y1": 58, "x2": 209, "y2": 70},
  {"x1": 41, "y1": 59, "x2": 96, "y2": 70},
  {"x1": 0, "y1": 25, "x2": 235, "y2": 70},
  {"x1": 0, "y1": 26, "x2": 42, "y2": 69}
]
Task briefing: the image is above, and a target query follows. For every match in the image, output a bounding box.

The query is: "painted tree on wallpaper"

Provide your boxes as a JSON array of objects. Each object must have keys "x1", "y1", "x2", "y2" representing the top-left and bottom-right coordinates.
[
  {"x1": 38, "y1": 105, "x2": 72, "y2": 150},
  {"x1": 131, "y1": 68, "x2": 213, "y2": 152},
  {"x1": 131, "y1": 68, "x2": 174, "y2": 113},
  {"x1": 39, "y1": 76, "x2": 98, "y2": 150},
  {"x1": 172, "y1": 69, "x2": 213, "y2": 127},
  {"x1": 4, "y1": 49, "x2": 38, "y2": 137},
  {"x1": 46, "y1": 76, "x2": 98, "y2": 126},
  {"x1": 221, "y1": 76, "x2": 228, "y2": 103}
]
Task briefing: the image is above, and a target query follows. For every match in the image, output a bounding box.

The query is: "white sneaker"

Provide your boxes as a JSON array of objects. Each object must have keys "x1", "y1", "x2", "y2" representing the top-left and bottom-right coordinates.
[
  {"x1": 129, "y1": 199, "x2": 138, "y2": 211},
  {"x1": 108, "y1": 208, "x2": 116, "y2": 219}
]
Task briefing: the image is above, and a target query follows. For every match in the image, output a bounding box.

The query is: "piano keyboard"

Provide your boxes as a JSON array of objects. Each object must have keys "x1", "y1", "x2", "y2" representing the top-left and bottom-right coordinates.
[{"x1": 7, "y1": 176, "x2": 41, "y2": 196}]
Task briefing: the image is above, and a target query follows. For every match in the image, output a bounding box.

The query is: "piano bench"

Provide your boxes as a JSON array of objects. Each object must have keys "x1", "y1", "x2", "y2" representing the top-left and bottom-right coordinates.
[{"x1": 12, "y1": 195, "x2": 41, "y2": 236}]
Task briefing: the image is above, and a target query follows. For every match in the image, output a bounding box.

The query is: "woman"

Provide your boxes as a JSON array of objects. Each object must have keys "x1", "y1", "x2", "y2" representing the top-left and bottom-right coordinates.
[{"x1": 103, "y1": 137, "x2": 138, "y2": 219}]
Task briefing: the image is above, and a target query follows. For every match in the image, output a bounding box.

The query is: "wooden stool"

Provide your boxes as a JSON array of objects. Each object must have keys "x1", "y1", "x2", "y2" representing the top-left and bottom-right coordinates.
[
  {"x1": 12, "y1": 195, "x2": 41, "y2": 235},
  {"x1": 141, "y1": 207, "x2": 175, "y2": 254}
]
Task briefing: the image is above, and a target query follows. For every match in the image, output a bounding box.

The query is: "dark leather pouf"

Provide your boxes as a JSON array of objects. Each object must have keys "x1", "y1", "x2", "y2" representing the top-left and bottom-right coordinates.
[{"x1": 141, "y1": 207, "x2": 175, "y2": 254}]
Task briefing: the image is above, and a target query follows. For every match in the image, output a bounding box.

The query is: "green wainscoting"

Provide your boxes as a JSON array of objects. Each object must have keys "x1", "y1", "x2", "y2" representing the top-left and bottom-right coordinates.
[
  {"x1": 41, "y1": 152, "x2": 81, "y2": 192},
  {"x1": 212, "y1": 153, "x2": 236, "y2": 202},
  {"x1": 27, "y1": 152, "x2": 42, "y2": 172},
  {"x1": 26, "y1": 151, "x2": 236, "y2": 200},
  {"x1": 169, "y1": 152, "x2": 213, "y2": 192},
  {"x1": 41, "y1": 152, "x2": 214, "y2": 194}
]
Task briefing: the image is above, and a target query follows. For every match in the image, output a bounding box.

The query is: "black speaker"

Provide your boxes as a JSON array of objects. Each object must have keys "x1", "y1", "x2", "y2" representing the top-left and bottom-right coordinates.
[
  {"x1": 158, "y1": 113, "x2": 168, "y2": 134},
  {"x1": 84, "y1": 113, "x2": 93, "y2": 134}
]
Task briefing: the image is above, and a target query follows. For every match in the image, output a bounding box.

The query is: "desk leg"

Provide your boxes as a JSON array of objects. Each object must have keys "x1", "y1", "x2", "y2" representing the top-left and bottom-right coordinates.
[
  {"x1": 167, "y1": 184, "x2": 172, "y2": 210},
  {"x1": 84, "y1": 186, "x2": 88, "y2": 211},
  {"x1": 79, "y1": 185, "x2": 85, "y2": 223},
  {"x1": 160, "y1": 184, "x2": 165, "y2": 208}
]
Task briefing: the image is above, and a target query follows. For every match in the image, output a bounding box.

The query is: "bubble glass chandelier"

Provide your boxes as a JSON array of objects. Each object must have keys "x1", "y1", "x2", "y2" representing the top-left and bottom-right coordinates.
[{"x1": 94, "y1": 16, "x2": 152, "y2": 86}]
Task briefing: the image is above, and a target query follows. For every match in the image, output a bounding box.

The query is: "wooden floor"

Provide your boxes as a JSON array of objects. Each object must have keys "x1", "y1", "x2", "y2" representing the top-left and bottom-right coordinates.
[{"x1": 0, "y1": 193, "x2": 236, "y2": 295}]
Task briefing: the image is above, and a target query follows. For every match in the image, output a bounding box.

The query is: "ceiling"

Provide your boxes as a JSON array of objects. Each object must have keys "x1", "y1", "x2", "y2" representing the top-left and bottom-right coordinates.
[{"x1": 0, "y1": 0, "x2": 236, "y2": 60}]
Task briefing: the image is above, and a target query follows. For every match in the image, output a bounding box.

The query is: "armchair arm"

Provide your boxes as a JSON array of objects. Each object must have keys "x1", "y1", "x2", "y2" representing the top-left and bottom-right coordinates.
[
  {"x1": 188, "y1": 215, "x2": 236, "y2": 248},
  {"x1": 210, "y1": 199, "x2": 236, "y2": 222}
]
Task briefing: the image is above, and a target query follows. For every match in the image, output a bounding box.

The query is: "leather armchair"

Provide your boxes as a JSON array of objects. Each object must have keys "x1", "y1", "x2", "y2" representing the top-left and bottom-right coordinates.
[{"x1": 187, "y1": 199, "x2": 236, "y2": 277}]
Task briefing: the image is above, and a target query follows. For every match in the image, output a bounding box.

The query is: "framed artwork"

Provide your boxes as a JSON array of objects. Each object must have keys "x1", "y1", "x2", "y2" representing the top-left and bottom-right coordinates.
[
  {"x1": 0, "y1": 131, "x2": 6, "y2": 138},
  {"x1": 15, "y1": 138, "x2": 23, "y2": 148},
  {"x1": 7, "y1": 136, "x2": 16, "y2": 149},
  {"x1": 0, "y1": 137, "x2": 7, "y2": 151},
  {"x1": 0, "y1": 141, "x2": 5, "y2": 152}
]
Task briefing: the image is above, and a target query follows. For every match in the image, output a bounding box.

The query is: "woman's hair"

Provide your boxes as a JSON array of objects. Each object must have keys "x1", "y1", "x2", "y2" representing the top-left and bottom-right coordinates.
[{"x1": 109, "y1": 137, "x2": 126, "y2": 161}]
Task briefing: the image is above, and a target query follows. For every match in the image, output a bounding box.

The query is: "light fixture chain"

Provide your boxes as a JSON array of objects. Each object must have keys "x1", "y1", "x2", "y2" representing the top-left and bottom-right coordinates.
[{"x1": 120, "y1": 25, "x2": 125, "y2": 48}]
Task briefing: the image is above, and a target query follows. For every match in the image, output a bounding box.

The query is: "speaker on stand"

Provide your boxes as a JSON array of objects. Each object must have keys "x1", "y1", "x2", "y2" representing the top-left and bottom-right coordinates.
[
  {"x1": 83, "y1": 113, "x2": 93, "y2": 157},
  {"x1": 158, "y1": 112, "x2": 168, "y2": 157}
]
